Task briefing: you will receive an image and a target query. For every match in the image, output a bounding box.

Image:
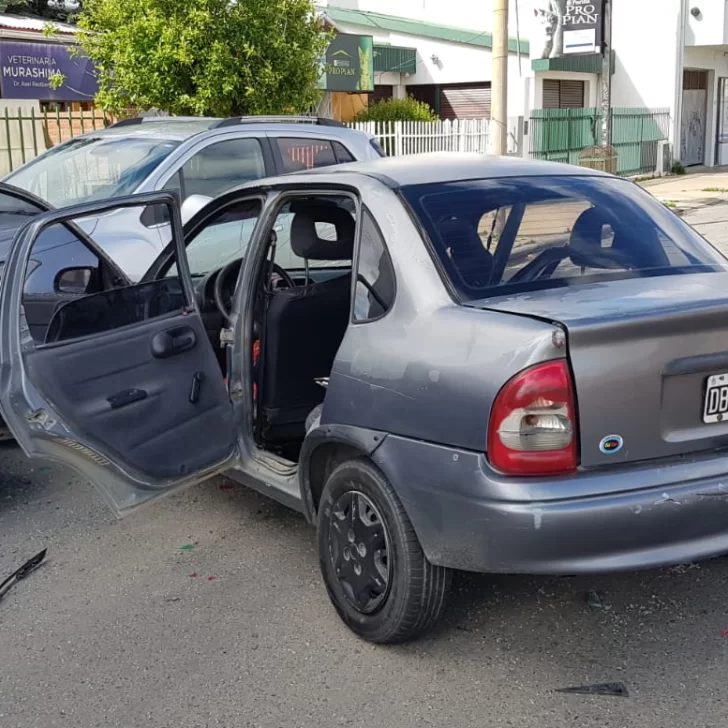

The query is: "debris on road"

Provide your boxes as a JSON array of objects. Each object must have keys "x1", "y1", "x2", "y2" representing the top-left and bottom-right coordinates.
[
  {"x1": 188, "y1": 573, "x2": 198, "y2": 578},
  {"x1": 556, "y1": 682, "x2": 629, "y2": 697},
  {"x1": 0, "y1": 548, "x2": 47, "y2": 601},
  {"x1": 586, "y1": 589, "x2": 608, "y2": 610},
  {"x1": 180, "y1": 544, "x2": 195, "y2": 551}
]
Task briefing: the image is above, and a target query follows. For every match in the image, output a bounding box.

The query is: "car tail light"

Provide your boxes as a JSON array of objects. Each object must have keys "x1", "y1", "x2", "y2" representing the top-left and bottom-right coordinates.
[{"x1": 488, "y1": 360, "x2": 578, "y2": 476}]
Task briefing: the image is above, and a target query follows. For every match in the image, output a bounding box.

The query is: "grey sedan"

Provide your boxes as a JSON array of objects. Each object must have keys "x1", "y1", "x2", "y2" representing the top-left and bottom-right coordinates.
[{"x1": 2, "y1": 152, "x2": 728, "y2": 643}]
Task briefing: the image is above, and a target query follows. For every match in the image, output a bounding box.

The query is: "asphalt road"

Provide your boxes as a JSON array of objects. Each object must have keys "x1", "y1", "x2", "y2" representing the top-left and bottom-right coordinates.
[{"x1": 4, "y1": 206, "x2": 728, "y2": 727}]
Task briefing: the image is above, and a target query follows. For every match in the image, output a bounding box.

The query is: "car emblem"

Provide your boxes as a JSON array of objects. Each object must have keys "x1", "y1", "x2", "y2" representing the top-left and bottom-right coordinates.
[{"x1": 599, "y1": 434, "x2": 623, "y2": 454}]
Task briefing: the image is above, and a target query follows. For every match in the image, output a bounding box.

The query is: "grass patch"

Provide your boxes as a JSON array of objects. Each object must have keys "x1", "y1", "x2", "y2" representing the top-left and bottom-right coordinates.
[
  {"x1": 663, "y1": 200, "x2": 678, "y2": 208},
  {"x1": 702, "y1": 187, "x2": 728, "y2": 193}
]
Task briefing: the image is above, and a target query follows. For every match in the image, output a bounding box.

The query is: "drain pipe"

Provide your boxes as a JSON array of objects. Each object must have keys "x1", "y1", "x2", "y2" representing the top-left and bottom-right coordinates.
[{"x1": 672, "y1": 0, "x2": 688, "y2": 163}]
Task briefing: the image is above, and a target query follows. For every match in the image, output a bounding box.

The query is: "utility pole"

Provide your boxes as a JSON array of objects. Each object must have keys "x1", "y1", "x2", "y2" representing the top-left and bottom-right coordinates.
[
  {"x1": 490, "y1": 0, "x2": 509, "y2": 155},
  {"x1": 600, "y1": 0, "x2": 613, "y2": 145}
]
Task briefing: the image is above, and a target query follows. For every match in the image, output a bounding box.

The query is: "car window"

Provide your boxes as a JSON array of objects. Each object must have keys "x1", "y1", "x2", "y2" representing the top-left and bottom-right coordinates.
[
  {"x1": 166, "y1": 199, "x2": 262, "y2": 278},
  {"x1": 7, "y1": 136, "x2": 180, "y2": 207},
  {"x1": 354, "y1": 208, "x2": 395, "y2": 322},
  {"x1": 165, "y1": 138, "x2": 266, "y2": 200},
  {"x1": 402, "y1": 176, "x2": 728, "y2": 300},
  {"x1": 275, "y1": 138, "x2": 353, "y2": 172},
  {"x1": 23, "y1": 200, "x2": 188, "y2": 345},
  {"x1": 272, "y1": 198, "x2": 354, "y2": 270}
]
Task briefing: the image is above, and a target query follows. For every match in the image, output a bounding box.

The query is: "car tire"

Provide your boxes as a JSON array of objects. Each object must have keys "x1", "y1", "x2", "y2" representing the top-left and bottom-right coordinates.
[{"x1": 317, "y1": 458, "x2": 451, "y2": 644}]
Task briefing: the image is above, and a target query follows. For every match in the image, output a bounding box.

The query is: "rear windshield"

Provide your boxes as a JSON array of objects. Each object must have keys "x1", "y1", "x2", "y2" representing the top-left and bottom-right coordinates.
[{"x1": 401, "y1": 175, "x2": 727, "y2": 301}]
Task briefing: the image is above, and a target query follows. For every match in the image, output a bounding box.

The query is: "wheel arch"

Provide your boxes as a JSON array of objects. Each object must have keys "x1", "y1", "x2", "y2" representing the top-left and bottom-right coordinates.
[{"x1": 298, "y1": 424, "x2": 388, "y2": 523}]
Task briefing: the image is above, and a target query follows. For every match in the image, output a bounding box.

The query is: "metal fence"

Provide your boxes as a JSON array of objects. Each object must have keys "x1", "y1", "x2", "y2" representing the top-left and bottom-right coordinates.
[
  {"x1": 349, "y1": 119, "x2": 492, "y2": 156},
  {"x1": 0, "y1": 107, "x2": 112, "y2": 176},
  {"x1": 529, "y1": 107, "x2": 671, "y2": 176}
]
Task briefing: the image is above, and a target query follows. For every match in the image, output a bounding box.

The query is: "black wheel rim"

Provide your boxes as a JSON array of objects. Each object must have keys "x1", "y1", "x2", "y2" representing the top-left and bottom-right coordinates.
[{"x1": 327, "y1": 490, "x2": 392, "y2": 614}]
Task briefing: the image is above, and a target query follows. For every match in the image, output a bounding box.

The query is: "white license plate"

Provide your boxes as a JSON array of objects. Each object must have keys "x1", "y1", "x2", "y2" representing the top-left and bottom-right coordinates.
[{"x1": 704, "y1": 373, "x2": 728, "y2": 423}]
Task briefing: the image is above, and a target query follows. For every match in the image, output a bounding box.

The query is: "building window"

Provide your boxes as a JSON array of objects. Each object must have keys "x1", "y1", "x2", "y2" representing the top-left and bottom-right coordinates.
[{"x1": 542, "y1": 79, "x2": 585, "y2": 109}]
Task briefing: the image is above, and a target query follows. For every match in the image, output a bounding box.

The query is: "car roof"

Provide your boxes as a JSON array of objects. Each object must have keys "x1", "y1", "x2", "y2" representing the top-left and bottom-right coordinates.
[
  {"x1": 71, "y1": 116, "x2": 370, "y2": 143},
  {"x1": 293, "y1": 152, "x2": 613, "y2": 188}
]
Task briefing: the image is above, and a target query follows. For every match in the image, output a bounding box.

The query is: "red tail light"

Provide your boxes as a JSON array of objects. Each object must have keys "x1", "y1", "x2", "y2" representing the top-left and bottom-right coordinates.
[{"x1": 487, "y1": 360, "x2": 578, "y2": 476}]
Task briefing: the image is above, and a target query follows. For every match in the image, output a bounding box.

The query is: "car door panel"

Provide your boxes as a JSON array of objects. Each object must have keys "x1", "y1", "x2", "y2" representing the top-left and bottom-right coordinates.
[
  {"x1": 0, "y1": 192, "x2": 237, "y2": 516},
  {"x1": 25, "y1": 311, "x2": 232, "y2": 479}
]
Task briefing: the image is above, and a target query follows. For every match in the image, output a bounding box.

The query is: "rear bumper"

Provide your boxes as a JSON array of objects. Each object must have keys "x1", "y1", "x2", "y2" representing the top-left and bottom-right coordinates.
[{"x1": 373, "y1": 435, "x2": 728, "y2": 574}]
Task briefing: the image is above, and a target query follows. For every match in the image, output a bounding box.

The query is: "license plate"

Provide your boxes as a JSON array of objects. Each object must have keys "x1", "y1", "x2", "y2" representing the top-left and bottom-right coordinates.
[{"x1": 704, "y1": 373, "x2": 728, "y2": 423}]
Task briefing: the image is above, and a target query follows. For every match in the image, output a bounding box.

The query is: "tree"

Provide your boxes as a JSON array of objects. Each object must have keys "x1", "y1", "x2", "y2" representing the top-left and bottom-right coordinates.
[{"x1": 72, "y1": 0, "x2": 331, "y2": 117}]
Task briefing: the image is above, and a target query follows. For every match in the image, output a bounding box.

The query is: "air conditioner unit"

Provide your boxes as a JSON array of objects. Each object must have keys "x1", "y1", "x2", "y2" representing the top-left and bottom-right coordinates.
[{"x1": 657, "y1": 140, "x2": 672, "y2": 176}]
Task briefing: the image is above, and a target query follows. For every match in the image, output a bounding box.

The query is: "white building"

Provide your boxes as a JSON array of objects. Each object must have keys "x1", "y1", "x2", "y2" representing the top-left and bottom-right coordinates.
[
  {"x1": 318, "y1": 0, "x2": 534, "y2": 124},
  {"x1": 321, "y1": 0, "x2": 728, "y2": 171}
]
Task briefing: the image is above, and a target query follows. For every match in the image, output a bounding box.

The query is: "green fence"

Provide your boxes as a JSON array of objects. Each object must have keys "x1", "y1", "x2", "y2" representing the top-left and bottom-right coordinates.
[
  {"x1": 530, "y1": 107, "x2": 671, "y2": 176},
  {"x1": 0, "y1": 107, "x2": 113, "y2": 177}
]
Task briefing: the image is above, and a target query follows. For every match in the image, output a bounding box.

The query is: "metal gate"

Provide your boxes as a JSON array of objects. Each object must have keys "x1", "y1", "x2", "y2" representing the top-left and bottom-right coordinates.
[{"x1": 681, "y1": 70, "x2": 708, "y2": 167}]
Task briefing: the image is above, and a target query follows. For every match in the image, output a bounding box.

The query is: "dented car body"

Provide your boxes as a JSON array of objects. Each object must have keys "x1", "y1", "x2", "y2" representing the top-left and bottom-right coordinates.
[{"x1": 3, "y1": 153, "x2": 728, "y2": 642}]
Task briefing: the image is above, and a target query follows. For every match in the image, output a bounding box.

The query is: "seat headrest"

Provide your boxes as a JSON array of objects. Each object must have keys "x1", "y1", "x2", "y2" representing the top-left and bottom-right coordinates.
[{"x1": 290, "y1": 205, "x2": 355, "y2": 260}]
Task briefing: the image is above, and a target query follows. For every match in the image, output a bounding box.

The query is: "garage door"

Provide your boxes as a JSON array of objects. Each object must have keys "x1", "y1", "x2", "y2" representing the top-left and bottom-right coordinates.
[{"x1": 439, "y1": 83, "x2": 491, "y2": 119}]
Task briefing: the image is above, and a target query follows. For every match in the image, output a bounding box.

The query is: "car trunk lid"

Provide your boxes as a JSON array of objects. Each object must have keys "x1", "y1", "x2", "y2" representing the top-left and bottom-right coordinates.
[{"x1": 472, "y1": 272, "x2": 728, "y2": 468}]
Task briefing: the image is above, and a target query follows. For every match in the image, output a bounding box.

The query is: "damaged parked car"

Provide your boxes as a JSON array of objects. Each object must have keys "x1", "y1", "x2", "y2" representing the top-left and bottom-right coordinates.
[{"x1": 2, "y1": 152, "x2": 728, "y2": 643}]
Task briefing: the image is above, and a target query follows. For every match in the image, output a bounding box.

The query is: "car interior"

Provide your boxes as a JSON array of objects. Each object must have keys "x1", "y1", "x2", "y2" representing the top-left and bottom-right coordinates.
[{"x1": 198, "y1": 194, "x2": 356, "y2": 461}]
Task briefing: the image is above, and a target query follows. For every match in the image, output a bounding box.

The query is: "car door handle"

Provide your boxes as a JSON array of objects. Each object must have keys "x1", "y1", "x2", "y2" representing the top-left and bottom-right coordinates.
[
  {"x1": 151, "y1": 325, "x2": 197, "y2": 359},
  {"x1": 107, "y1": 388, "x2": 147, "y2": 409}
]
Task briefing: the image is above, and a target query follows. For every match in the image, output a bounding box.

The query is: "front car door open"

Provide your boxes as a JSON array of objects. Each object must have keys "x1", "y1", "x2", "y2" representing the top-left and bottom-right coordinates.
[{"x1": 0, "y1": 192, "x2": 238, "y2": 516}]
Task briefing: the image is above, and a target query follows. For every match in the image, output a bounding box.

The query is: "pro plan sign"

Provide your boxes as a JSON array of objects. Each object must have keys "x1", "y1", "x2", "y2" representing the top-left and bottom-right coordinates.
[
  {"x1": 530, "y1": 0, "x2": 604, "y2": 60},
  {"x1": 0, "y1": 41, "x2": 99, "y2": 101},
  {"x1": 317, "y1": 33, "x2": 374, "y2": 93}
]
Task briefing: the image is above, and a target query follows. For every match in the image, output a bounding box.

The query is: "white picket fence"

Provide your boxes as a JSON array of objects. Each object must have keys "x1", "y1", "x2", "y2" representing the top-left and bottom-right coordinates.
[
  {"x1": 347, "y1": 118, "x2": 522, "y2": 157},
  {"x1": 348, "y1": 119, "x2": 490, "y2": 156}
]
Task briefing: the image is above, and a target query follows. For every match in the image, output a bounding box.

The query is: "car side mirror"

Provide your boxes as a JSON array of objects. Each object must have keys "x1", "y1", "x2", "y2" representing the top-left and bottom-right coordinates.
[
  {"x1": 140, "y1": 203, "x2": 170, "y2": 228},
  {"x1": 181, "y1": 194, "x2": 212, "y2": 224},
  {"x1": 54, "y1": 266, "x2": 94, "y2": 295}
]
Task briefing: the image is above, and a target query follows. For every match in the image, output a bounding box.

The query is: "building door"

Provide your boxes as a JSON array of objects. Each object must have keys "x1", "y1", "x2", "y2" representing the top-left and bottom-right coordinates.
[{"x1": 681, "y1": 70, "x2": 708, "y2": 166}]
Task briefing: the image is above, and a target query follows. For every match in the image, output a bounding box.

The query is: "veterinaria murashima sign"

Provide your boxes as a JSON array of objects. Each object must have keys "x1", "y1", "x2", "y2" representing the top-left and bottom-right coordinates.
[
  {"x1": 530, "y1": 0, "x2": 604, "y2": 60},
  {"x1": 0, "y1": 41, "x2": 99, "y2": 101}
]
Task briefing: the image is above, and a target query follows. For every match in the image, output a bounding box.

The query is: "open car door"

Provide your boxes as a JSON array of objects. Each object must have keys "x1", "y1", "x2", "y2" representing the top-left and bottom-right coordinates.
[{"x1": 0, "y1": 192, "x2": 238, "y2": 516}]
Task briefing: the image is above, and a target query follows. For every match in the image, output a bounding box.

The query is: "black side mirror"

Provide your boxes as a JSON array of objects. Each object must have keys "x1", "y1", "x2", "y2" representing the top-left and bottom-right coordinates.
[
  {"x1": 54, "y1": 266, "x2": 95, "y2": 295},
  {"x1": 140, "y1": 203, "x2": 170, "y2": 228}
]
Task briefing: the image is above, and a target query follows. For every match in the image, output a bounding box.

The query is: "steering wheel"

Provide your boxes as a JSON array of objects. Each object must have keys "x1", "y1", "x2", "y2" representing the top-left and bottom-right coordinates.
[{"x1": 213, "y1": 258, "x2": 295, "y2": 320}]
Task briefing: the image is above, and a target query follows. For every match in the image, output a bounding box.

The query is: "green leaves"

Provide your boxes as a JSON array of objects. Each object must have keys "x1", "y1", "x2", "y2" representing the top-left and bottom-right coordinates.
[
  {"x1": 77, "y1": 0, "x2": 331, "y2": 116},
  {"x1": 354, "y1": 97, "x2": 438, "y2": 123}
]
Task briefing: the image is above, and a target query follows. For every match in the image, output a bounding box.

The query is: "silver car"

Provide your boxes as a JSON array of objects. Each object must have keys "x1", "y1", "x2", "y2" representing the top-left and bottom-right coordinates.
[
  {"x1": 2, "y1": 152, "x2": 728, "y2": 644},
  {"x1": 3, "y1": 115, "x2": 383, "y2": 280}
]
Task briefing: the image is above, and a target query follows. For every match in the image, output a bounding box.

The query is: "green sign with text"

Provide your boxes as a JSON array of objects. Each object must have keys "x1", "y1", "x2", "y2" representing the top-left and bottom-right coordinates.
[{"x1": 318, "y1": 33, "x2": 373, "y2": 92}]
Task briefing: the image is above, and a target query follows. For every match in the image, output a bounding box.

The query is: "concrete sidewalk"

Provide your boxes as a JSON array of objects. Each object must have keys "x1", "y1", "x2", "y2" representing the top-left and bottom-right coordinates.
[{"x1": 638, "y1": 167, "x2": 728, "y2": 212}]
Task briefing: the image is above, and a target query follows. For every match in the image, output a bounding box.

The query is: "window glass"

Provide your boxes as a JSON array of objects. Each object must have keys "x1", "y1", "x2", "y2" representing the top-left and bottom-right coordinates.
[
  {"x1": 354, "y1": 209, "x2": 395, "y2": 322},
  {"x1": 276, "y1": 138, "x2": 341, "y2": 172},
  {"x1": 166, "y1": 199, "x2": 262, "y2": 278},
  {"x1": 402, "y1": 176, "x2": 728, "y2": 300},
  {"x1": 272, "y1": 197, "x2": 354, "y2": 270},
  {"x1": 332, "y1": 141, "x2": 355, "y2": 163},
  {"x1": 170, "y1": 138, "x2": 265, "y2": 200},
  {"x1": 23, "y1": 201, "x2": 187, "y2": 345},
  {"x1": 7, "y1": 136, "x2": 180, "y2": 207}
]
